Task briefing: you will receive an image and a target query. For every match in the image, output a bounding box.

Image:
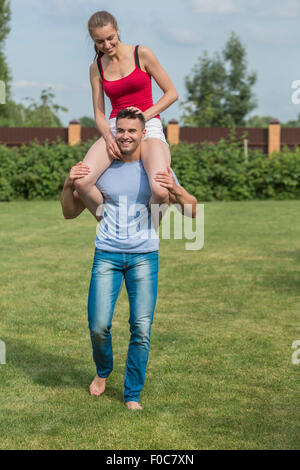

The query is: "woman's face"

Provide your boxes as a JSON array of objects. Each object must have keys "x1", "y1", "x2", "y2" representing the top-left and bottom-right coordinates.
[{"x1": 92, "y1": 23, "x2": 120, "y2": 55}]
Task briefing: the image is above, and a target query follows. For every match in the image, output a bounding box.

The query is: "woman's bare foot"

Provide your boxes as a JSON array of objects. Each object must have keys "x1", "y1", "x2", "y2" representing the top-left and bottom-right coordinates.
[
  {"x1": 125, "y1": 401, "x2": 143, "y2": 410},
  {"x1": 89, "y1": 376, "x2": 107, "y2": 396}
]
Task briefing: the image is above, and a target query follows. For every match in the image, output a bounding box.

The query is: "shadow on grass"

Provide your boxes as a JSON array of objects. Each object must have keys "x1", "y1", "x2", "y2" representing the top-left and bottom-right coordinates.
[
  {"x1": 260, "y1": 271, "x2": 300, "y2": 295},
  {"x1": 276, "y1": 249, "x2": 300, "y2": 263},
  {"x1": 5, "y1": 338, "x2": 124, "y2": 403}
]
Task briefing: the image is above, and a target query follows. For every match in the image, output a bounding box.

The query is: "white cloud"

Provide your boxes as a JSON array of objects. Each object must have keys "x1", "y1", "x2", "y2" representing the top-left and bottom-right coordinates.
[
  {"x1": 191, "y1": 0, "x2": 300, "y2": 17},
  {"x1": 47, "y1": 0, "x2": 99, "y2": 15},
  {"x1": 190, "y1": 0, "x2": 243, "y2": 15},
  {"x1": 44, "y1": 0, "x2": 106, "y2": 23},
  {"x1": 247, "y1": 23, "x2": 296, "y2": 45},
  {"x1": 257, "y1": 0, "x2": 300, "y2": 17},
  {"x1": 161, "y1": 29, "x2": 202, "y2": 47},
  {"x1": 152, "y1": 18, "x2": 202, "y2": 47},
  {"x1": 12, "y1": 80, "x2": 54, "y2": 89},
  {"x1": 12, "y1": 80, "x2": 73, "y2": 91}
]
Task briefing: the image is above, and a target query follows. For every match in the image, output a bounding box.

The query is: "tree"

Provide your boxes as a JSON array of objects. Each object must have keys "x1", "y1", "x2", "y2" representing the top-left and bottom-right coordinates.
[
  {"x1": 21, "y1": 88, "x2": 68, "y2": 127},
  {"x1": 0, "y1": 89, "x2": 68, "y2": 127},
  {"x1": 244, "y1": 113, "x2": 300, "y2": 128},
  {"x1": 282, "y1": 112, "x2": 300, "y2": 128},
  {"x1": 245, "y1": 115, "x2": 279, "y2": 128},
  {"x1": 181, "y1": 32, "x2": 257, "y2": 127},
  {"x1": 181, "y1": 50, "x2": 227, "y2": 127},
  {"x1": 79, "y1": 116, "x2": 95, "y2": 127},
  {"x1": 2, "y1": 100, "x2": 26, "y2": 126},
  {"x1": 0, "y1": 0, "x2": 12, "y2": 123},
  {"x1": 0, "y1": 2, "x2": 68, "y2": 127}
]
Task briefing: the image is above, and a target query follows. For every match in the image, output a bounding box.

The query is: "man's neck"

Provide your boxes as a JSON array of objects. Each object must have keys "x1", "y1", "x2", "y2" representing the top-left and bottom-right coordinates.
[{"x1": 121, "y1": 148, "x2": 141, "y2": 163}]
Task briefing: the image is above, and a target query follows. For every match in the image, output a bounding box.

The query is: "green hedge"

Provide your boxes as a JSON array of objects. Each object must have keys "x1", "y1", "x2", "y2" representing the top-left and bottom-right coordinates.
[
  {"x1": 0, "y1": 137, "x2": 299, "y2": 201},
  {"x1": 0, "y1": 138, "x2": 93, "y2": 201},
  {"x1": 171, "y1": 138, "x2": 300, "y2": 201}
]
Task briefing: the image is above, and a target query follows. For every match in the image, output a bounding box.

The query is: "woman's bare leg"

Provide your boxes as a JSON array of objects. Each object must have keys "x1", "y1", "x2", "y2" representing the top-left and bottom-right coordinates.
[
  {"x1": 74, "y1": 136, "x2": 113, "y2": 218},
  {"x1": 141, "y1": 138, "x2": 171, "y2": 229},
  {"x1": 141, "y1": 138, "x2": 171, "y2": 204}
]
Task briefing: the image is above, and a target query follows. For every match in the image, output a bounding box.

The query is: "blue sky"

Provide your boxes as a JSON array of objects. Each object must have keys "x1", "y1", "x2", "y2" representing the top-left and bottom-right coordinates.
[{"x1": 6, "y1": 0, "x2": 300, "y2": 126}]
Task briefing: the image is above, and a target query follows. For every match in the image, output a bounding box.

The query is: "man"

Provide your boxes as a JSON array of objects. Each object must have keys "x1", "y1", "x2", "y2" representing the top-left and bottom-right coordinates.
[{"x1": 60, "y1": 109, "x2": 197, "y2": 410}]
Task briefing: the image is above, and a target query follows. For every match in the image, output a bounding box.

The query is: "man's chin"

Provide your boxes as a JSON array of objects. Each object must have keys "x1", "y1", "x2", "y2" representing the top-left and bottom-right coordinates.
[{"x1": 120, "y1": 149, "x2": 131, "y2": 156}]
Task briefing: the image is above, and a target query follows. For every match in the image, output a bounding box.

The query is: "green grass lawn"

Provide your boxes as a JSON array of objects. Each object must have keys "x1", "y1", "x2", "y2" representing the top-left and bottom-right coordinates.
[{"x1": 0, "y1": 200, "x2": 299, "y2": 450}]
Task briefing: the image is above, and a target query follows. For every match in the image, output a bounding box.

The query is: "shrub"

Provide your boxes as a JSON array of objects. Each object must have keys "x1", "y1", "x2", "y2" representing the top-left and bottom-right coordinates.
[
  {"x1": 0, "y1": 136, "x2": 299, "y2": 201},
  {"x1": 0, "y1": 138, "x2": 94, "y2": 201}
]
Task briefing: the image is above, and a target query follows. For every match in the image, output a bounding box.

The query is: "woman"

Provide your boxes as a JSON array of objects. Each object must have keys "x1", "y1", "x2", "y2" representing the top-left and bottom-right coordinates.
[{"x1": 74, "y1": 10, "x2": 178, "y2": 218}]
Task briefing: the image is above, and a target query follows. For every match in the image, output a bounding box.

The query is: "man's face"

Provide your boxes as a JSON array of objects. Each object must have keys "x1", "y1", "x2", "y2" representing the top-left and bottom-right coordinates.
[{"x1": 115, "y1": 118, "x2": 146, "y2": 155}]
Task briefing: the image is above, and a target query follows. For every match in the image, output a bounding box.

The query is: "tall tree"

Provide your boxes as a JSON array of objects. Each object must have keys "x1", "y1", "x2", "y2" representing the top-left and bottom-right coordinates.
[
  {"x1": 181, "y1": 50, "x2": 227, "y2": 127},
  {"x1": 181, "y1": 32, "x2": 257, "y2": 127},
  {"x1": 0, "y1": 0, "x2": 12, "y2": 123}
]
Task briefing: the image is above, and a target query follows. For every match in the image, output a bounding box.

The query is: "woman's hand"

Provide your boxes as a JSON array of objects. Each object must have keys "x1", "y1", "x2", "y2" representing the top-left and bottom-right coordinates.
[
  {"x1": 126, "y1": 106, "x2": 147, "y2": 121},
  {"x1": 66, "y1": 161, "x2": 91, "y2": 188},
  {"x1": 104, "y1": 130, "x2": 122, "y2": 160}
]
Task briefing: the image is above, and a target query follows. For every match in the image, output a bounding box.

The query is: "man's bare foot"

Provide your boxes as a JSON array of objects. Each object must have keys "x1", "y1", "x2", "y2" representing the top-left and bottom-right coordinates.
[
  {"x1": 89, "y1": 376, "x2": 107, "y2": 396},
  {"x1": 125, "y1": 401, "x2": 143, "y2": 410}
]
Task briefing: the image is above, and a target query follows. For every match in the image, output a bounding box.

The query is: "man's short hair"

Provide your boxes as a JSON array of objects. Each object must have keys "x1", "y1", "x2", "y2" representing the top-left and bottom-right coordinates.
[{"x1": 116, "y1": 108, "x2": 146, "y2": 129}]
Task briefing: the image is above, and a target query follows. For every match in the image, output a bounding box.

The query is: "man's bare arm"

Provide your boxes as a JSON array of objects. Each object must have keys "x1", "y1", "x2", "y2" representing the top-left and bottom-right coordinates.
[{"x1": 60, "y1": 162, "x2": 89, "y2": 219}]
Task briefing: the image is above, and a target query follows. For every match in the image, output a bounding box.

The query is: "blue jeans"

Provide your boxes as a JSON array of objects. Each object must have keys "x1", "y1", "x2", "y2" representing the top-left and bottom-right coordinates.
[{"x1": 88, "y1": 249, "x2": 159, "y2": 403}]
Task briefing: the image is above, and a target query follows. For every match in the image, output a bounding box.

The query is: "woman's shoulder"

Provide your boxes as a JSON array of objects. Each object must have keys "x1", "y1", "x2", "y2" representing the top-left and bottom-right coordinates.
[
  {"x1": 90, "y1": 60, "x2": 99, "y2": 72},
  {"x1": 89, "y1": 60, "x2": 100, "y2": 77},
  {"x1": 137, "y1": 45, "x2": 158, "y2": 71},
  {"x1": 89, "y1": 59, "x2": 103, "y2": 85},
  {"x1": 137, "y1": 45, "x2": 153, "y2": 58}
]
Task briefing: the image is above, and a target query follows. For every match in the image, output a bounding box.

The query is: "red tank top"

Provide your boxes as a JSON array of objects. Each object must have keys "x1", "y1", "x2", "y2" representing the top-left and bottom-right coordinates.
[{"x1": 97, "y1": 45, "x2": 160, "y2": 120}]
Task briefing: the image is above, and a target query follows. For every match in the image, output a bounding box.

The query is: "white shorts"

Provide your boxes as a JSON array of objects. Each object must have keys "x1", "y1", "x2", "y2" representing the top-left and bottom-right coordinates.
[{"x1": 109, "y1": 116, "x2": 168, "y2": 145}]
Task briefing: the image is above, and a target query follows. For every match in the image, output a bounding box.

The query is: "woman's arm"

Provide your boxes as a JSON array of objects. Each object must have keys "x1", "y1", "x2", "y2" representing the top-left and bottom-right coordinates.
[
  {"x1": 154, "y1": 168, "x2": 197, "y2": 218},
  {"x1": 60, "y1": 162, "x2": 89, "y2": 219},
  {"x1": 138, "y1": 46, "x2": 178, "y2": 121},
  {"x1": 90, "y1": 62, "x2": 121, "y2": 159}
]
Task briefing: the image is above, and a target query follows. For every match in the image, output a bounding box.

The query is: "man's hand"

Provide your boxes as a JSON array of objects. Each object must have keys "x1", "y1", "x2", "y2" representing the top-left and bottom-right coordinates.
[
  {"x1": 65, "y1": 161, "x2": 91, "y2": 188},
  {"x1": 154, "y1": 167, "x2": 197, "y2": 217},
  {"x1": 154, "y1": 167, "x2": 179, "y2": 195}
]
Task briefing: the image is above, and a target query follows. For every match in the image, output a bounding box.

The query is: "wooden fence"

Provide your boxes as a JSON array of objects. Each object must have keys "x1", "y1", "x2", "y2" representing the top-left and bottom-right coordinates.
[{"x1": 0, "y1": 119, "x2": 299, "y2": 155}]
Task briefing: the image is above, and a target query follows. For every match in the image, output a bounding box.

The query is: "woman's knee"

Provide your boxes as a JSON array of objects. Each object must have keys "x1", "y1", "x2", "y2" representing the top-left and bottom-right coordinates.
[{"x1": 76, "y1": 137, "x2": 111, "y2": 191}]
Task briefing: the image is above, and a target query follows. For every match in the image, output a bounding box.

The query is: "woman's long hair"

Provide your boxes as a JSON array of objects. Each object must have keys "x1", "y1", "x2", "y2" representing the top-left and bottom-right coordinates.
[{"x1": 88, "y1": 11, "x2": 120, "y2": 61}]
